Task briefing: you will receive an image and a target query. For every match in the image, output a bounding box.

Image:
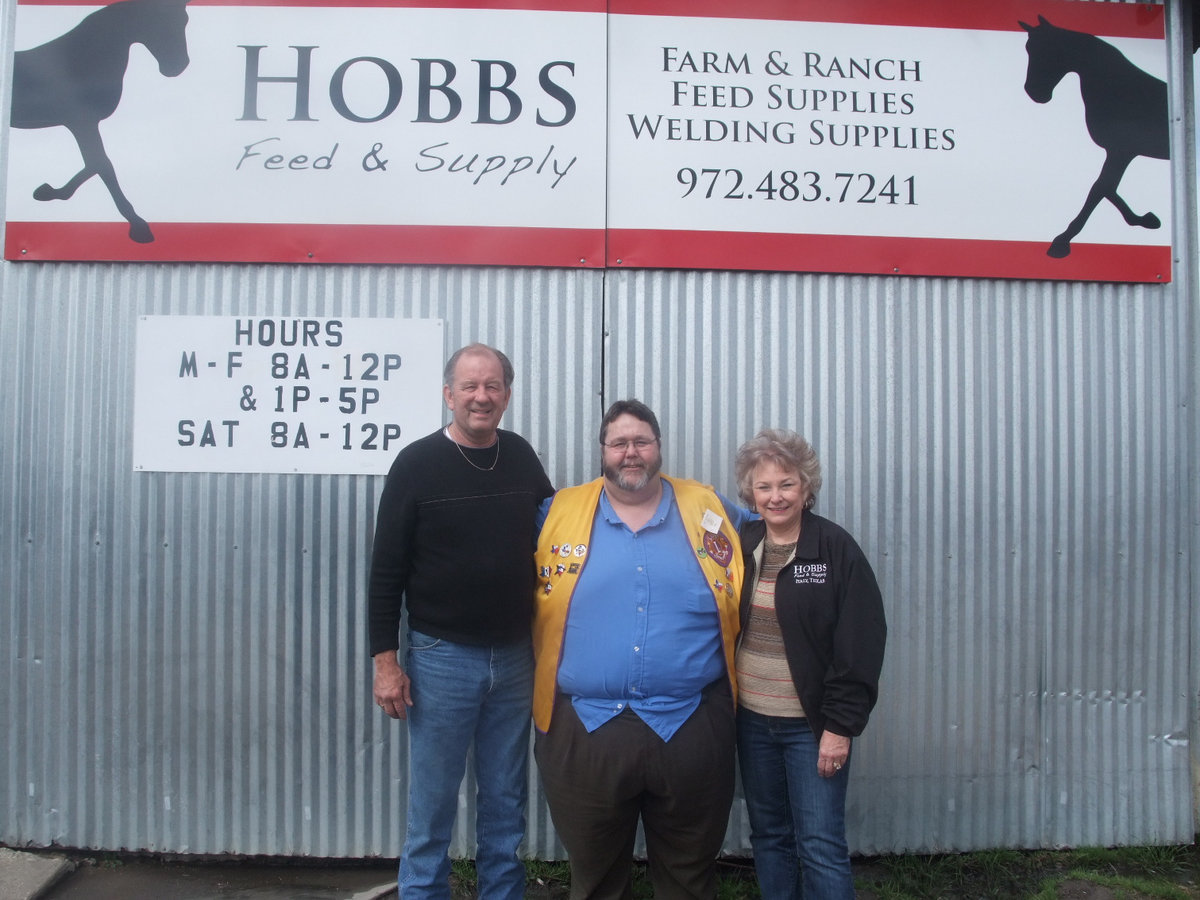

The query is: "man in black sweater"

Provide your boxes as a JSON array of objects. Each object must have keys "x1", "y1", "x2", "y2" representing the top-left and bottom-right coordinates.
[{"x1": 369, "y1": 343, "x2": 553, "y2": 900}]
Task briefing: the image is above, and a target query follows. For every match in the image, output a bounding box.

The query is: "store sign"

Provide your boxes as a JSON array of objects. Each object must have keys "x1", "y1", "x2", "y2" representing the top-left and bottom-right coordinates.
[
  {"x1": 5, "y1": 0, "x2": 1171, "y2": 282},
  {"x1": 133, "y1": 316, "x2": 443, "y2": 474},
  {"x1": 606, "y1": 0, "x2": 1171, "y2": 281},
  {"x1": 6, "y1": 0, "x2": 608, "y2": 267}
]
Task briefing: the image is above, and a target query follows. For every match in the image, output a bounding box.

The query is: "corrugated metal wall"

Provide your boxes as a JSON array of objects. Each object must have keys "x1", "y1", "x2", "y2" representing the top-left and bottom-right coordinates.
[
  {"x1": 607, "y1": 270, "x2": 1194, "y2": 853},
  {"x1": 2, "y1": 0, "x2": 1196, "y2": 861},
  {"x1": 0, "y1": 263, "x2": 604, "y2": 856}
]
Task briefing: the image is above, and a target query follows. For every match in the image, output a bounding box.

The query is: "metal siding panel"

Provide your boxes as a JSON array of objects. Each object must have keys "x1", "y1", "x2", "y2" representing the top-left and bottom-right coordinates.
[
  {"x1": 605, "y1": 269, "x2": 1192, "y2": 854},
  {"x1": 0, "y1": 264, "x2": 602, "y2": 856},
  {"x1": 1172, "y1": 0, "x2": 1200, "y2": 837}
]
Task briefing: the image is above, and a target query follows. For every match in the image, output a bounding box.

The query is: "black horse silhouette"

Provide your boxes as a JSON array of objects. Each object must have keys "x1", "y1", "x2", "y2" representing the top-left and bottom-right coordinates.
[
  {"x1": 10, "y1": 0, "x2": 191, "y2": 243},
  {"x1": 1020, "y1": 15, "x2": 1169, "y2": 258}
]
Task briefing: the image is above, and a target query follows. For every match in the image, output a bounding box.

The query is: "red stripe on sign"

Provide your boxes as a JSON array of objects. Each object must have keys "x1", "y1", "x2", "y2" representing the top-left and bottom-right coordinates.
[
  {"x1": 15, "y1": 0, "x2": 1161, "y2": 35},
  {"x1": 5, "y1": 222, "x2": 607, "y2": 268},
  {"x1": 606, "y1": 230, "x2": 1172, "y2": 284},
  {"x1": 608, "y1": 0, "x2": 1164, "y2": 39},
  {"x1": 19, "y1": 0, "x2": 607, "y2": 8}
]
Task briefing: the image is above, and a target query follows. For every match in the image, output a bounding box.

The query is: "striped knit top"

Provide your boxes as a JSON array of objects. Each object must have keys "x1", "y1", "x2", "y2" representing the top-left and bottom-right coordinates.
[{"x1": 735, "y1": 540, "x2": 805, "y2": 717}]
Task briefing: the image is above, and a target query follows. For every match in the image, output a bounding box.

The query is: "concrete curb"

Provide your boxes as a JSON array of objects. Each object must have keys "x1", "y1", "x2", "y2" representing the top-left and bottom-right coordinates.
[
  {"x1": 347, "y1": 883, "x2": 397, "y2": 900},
  {"x1": 0, "y1": 849, "x2": 75, "y2": 900}
]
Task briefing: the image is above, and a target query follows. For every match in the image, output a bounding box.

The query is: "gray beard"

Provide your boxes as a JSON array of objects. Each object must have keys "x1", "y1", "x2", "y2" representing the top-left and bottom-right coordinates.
[{"x1": 603, "y1": 457, "x2": 662, "y2": 492}]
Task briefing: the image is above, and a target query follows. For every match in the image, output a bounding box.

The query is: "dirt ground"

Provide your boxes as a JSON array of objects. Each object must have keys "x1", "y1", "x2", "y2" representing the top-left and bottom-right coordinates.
[
  {"x1": 847, "y1": 850, "x2": 1200, "y2": 900},
  {"x1": 507, "y1": 851, "x2": 1200, "y2": 899},
  {"x1": 30, "y1": 845, "x2": 1200, "y2": 899},
  {"x1": 1026, "y1": 881, "x2": 1200, "y2": 900},
  {"x1": 850, "y1": 872, "x2": 1200, "y2": 900}
]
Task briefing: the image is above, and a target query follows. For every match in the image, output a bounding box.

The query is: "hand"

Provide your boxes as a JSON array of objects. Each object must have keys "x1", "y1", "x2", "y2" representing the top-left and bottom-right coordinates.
[
  {"x1": 373, "y1": 652, "x2": 413, "y2": 720},
  {"x1": 818, "y1": 731, "x2": 850, "y2": 778}
]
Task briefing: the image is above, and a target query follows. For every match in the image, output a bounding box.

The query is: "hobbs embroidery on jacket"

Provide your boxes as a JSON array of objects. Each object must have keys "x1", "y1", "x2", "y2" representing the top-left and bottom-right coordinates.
[{"x1": 792, "y1": 562, "x2": 829, "y2": 585}]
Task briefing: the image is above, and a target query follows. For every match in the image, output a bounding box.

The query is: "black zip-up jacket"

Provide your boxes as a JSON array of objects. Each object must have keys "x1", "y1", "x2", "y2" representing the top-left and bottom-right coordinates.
[{"x1": 738, "y1": 510, "x2": 887, "y2": 739}]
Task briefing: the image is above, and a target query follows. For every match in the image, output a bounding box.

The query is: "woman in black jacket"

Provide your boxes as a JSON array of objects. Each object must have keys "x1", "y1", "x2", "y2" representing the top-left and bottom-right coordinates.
[{"x1": 733, "y1": 429, "x2": 887, "y2": 900}]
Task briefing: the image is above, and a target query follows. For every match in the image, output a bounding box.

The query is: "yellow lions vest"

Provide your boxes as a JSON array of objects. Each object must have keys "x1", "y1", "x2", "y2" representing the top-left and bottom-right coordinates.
[{"x1": 532, "y1": 476, "x2": 744, "y2": 732}]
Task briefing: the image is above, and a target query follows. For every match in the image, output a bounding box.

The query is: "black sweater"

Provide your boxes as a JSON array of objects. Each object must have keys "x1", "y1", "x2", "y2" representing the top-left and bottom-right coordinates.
[{"x1": 368, "y1": 428, "x2": 553, "y2": 655}]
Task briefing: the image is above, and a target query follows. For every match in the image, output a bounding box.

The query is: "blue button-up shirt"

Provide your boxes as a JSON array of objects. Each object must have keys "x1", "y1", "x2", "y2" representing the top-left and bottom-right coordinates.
[{"x1": 543, "y1": 479, "x2": 749, "y2": 741}]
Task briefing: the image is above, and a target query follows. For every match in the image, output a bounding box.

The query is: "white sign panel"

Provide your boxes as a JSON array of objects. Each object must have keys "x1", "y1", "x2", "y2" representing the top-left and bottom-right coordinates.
[
  {"x1": 6, "y1": 1, "x2": 607, "y2": 267},
  {"x1": 133, "y1": 316, "x2": 443, "y2": 474},
  {"x1": 606, "y1": 0, "x2": 1171, "y2": 281}
]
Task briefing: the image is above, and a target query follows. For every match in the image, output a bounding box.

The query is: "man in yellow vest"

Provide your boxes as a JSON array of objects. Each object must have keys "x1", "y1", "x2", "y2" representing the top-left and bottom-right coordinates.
[{"x1": 533, "y1": 399, "x2": 750, "y2": 899}]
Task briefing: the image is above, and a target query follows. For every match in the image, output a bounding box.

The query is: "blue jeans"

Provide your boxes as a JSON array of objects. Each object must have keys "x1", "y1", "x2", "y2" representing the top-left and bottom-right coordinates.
[
  {"x1": 398, "y1": 630, "x2": 533, "y2": 900},
  {"x1": 737, "y1": 709, "x2": 854, "y2": 900}
]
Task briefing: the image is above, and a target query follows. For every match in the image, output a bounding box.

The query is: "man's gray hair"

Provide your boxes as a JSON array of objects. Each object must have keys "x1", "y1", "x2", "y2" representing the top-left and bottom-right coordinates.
[{"x1": 443, "y1": 343, "x2": 515, "y2": 389}]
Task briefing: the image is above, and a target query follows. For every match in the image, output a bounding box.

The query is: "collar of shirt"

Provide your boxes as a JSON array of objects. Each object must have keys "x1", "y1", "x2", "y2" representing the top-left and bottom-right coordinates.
[{"x1": 596, "y1": 477, "x2": 672, "y2": 527}]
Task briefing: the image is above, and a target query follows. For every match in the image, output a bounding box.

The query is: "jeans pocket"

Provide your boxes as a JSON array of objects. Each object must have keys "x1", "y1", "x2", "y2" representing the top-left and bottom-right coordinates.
[{"x1": 407, "y1": 629, "x2": 442, "y2": 652}]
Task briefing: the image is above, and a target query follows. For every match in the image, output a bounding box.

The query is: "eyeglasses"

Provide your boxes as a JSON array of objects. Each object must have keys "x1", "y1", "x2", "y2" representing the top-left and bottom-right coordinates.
[{"x1": 601, "y1": 438, "x2": 659, "y2": 452}]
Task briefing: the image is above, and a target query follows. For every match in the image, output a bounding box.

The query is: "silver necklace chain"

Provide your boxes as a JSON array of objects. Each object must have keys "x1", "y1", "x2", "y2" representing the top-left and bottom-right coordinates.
[{"x1": 450, "y1": 430, "x2": 500, "y2": 471}]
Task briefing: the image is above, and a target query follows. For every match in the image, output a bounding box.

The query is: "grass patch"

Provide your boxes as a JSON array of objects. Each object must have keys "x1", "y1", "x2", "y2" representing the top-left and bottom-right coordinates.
[
  {"x1": 863, "y1": 848, "x2": 1047, "y2": 898},
  {"x1": 856, "y1": 842, "x2": 1199, "y2": 900},
  {"x1": 1063, "y1": 869, "x2": 1190, "y2": 899},
  {"x1": 441, "y1": 842, "x2": 1199, "y2": 899},
  {"x1": 524, "y1": 858, "x2": 572, "y2": 892},
  {"x1": 1068, "y1": 846, "x2": 1191, "y2": 880}
]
